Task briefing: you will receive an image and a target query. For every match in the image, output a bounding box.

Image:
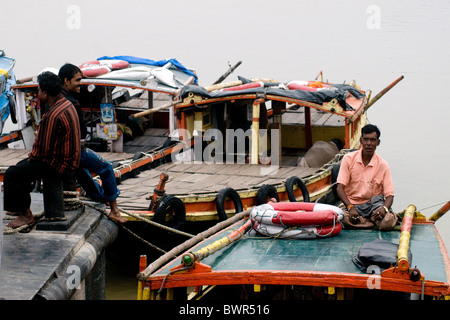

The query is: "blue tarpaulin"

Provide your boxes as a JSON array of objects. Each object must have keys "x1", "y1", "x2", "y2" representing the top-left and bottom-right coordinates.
[{"x1": 97, "y1": 56, "x2": 197, "y2": 83}]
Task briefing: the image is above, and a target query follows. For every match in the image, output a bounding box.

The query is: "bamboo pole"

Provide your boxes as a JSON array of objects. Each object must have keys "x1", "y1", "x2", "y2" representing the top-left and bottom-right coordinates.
[
  {"x1": 428, "y1": 201, "x2": 450, "y2": 222},
  {"x1": 364, "y1": 75, "x2": 404, "y2": 111},
  {"x1": 187, "y1": 219, "x2": 252, "y2": 263},
  {"x1": 397, "y1": 204, "x2": 415, "y2": 271},
  {"x1": 137, "y1": 208, "x2": 251, "y2": 281},
  {"x1": 132, "y1": 75, "x2": 195, "y2": 119},
  {"x1": 212, "y1": 60, "x2": 242, "y2": 85}
]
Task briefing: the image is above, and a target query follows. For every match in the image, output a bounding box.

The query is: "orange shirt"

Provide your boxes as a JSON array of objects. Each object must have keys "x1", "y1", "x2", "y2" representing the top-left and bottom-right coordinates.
[{"x1": 337, "y1": 149, "x2": 394, "y2": 204}]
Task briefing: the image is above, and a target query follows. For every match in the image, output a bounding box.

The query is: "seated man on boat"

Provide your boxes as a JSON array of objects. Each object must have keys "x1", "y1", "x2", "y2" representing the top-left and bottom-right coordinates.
[
  {"x1": 336, "y1": 124, "x2": 399, "y2": 230},
  {"x1": 58, "y1": 63, "x2": 127, "y2": 223},
  {"x1": 3, "y1": 71, "x2": 81, "y2": 228},
  {"x1": 297, "y1": 138, "x2": 343, "y2": 168}
]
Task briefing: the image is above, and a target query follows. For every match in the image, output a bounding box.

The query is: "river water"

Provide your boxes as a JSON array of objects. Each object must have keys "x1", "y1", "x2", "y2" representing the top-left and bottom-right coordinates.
[{"x1": 2, "y1": 0, "x2": 450, "y2": 299}]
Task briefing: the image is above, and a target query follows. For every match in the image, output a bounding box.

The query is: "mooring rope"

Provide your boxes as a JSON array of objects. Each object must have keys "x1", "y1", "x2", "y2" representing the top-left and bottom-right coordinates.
[{"x1": 3, "y1": 191, "x2": 194, "y2": 255}]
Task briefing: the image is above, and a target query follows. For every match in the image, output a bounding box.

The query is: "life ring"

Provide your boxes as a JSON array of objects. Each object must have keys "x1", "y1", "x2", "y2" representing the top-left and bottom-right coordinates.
[
  {"x1": 286, "y1": 82, "x2": 317, "y2": 92},
  {"x1": 252, "y1": 220, "x2": 342, "y2": 239},
  {"x1": 251, "y1": 202, "x2": 343, "y2": 225},
  {"x1": 222, "y1": 81, "x2": 264, "y2": 92},
  {"x1": 8, "y1": 94, "x2": 17, "y2": 124},
  {"x1": 252, "y1": 208, "x2": 339, "y2": 227},
  {"x1": 216, "y1": 187, "x2": 243, "y2": 221},
  {"x1": 152, "y1": 195, "x2": 186, "y2": 230},
  {"x1": 80, "y1": 65, "x2": 110, "y2": 78},
  {"x1": 80, "y1": 59, "x2": 129, "y2": 70},
  {"x1": 256, "y1": 184, "x2": 279, "y2": 205},
  {"x1": 268, "y1": 201, "x2": 344, "y2": 220},
  {"x1": 285, "y1": 176, "x2": 310, "y2": 202},
  {"x1": 79, "y1": 59, "x2": 129, "y2": 78}
]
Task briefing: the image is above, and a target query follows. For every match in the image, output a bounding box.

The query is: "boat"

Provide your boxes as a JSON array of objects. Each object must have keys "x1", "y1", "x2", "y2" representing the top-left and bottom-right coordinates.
[
  {"x1": 114, "y1": 73, "x2": 404, "y2": 232},
  {"x1": 136, "y1": 202, "x2": 450, "y2": 300},
  {"x1": 0, "y1": 56, "x2": 199, "y2": 183},
  {"x1": 0, "y1": 50, "x2": 16, "y2": 138}
]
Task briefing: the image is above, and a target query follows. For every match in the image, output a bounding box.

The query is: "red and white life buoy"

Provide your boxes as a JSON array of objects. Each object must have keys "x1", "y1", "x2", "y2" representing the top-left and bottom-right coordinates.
[
  {"x1": 286, "y1": 80, "x2": 332, "y2": 92},
  {"x1": 222, "y1": 81, "x2": 264, "y2": 92},
  {"x1": 252, "y1": 209, "x2": 338, "y2": 227},
  {"x1": 79, "y1": 59, "x2": 129, "y2": 78},
  {"x1": 252, "y1": 220, "x2": 342, "y2": 239},
  {"x1": 268, "y1": 201, "x2": 343, "y2": 219},
  {"x1": 250, "y1": 202, "x2": 343, "y2": 239}
]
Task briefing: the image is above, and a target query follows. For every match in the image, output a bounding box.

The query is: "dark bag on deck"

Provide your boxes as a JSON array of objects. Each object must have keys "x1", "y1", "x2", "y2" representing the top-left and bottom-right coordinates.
[{"x1": 352, "y1": 239, "x2": 412, "y2": 273}]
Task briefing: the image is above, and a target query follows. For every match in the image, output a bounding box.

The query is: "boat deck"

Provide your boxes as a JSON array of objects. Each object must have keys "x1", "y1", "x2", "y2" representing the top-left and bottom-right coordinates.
[
  {"x1": 116, "y1": 162, "x2": 318, "y2": 211},
  {"x1": 148, "y1": 219, "x2": 450, "y2": 297},
  {"x1": 0, "y1": 128, "x2": 170, "y2": 172}
]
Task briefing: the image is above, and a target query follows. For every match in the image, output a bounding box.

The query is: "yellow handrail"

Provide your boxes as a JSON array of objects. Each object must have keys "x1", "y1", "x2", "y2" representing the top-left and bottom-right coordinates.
[{"x1": 397, "y1": 204, "x2": 415, "y2": 271}]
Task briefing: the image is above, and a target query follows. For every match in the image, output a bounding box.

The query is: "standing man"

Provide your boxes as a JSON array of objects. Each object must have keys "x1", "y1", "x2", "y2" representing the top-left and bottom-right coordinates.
[
  {"x1": 4, "y1": 71, "x2": 81, "y2": 228},
  {"x1": 58, "y1": 63, "x2": 126, "y2": 223},
  {"x1": 336, "y1": 124, "x2": 398, "y2": 230}
]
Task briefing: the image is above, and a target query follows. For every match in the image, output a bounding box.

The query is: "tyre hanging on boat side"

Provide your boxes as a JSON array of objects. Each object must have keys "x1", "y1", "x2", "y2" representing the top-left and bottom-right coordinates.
[
  {"x1": 285, "y1": 176, "x2": 310, "y2": 202},
  {"x1": 152, "y1": 195, "x2": 186, "y2": 230},
  {"x1": 331, "y1": 163, "x2": 341, "y2": 201},
  {"x1": 8, "y1": 94, "x2": 17, "y2": 124},
  {"x1": 216, "y1": 187, "x2": 243, "y2": 221},
  {"x1": 256, "y1": 184, "x2": 279, "y2": 205}
]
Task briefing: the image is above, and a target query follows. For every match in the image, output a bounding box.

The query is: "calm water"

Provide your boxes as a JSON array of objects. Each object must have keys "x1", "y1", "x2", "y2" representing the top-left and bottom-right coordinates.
[{"x1": 2, "y1": 0, "x2": 450, "y2": 299}]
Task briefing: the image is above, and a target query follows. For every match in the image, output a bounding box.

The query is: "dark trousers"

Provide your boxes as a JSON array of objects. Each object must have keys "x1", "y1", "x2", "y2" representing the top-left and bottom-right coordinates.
[{"x1": 3, "y1": 158, "x2": 66, "y2": 219}]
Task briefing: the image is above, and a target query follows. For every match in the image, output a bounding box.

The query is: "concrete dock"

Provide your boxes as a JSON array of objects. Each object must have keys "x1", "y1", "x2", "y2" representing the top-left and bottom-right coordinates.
[{"x1": 0, "y1": 192, "x2": 118, "y2": 300}]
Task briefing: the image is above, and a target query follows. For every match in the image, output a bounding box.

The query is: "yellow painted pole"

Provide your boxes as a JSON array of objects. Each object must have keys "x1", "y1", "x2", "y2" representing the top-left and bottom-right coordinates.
[
  {"x1": 397, "y1": 204, "x2": 415, "y2": 271},
  {"x1": 137, "y1": 255, "x2": 147, "y2": 300},
  {"x1": 142, "y1": 287, "x2": 150, "y2": 300},
  {"x1": 251, "y1": 100, "x2": 261, "y2": 164},
  {"x1": 428, "y1": 201, "x2": 450, "y2": 222}
]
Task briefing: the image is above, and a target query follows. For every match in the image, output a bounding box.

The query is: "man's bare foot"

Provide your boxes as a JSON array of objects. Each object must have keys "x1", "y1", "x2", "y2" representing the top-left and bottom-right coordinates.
[
  {"x1": 6, "y1": 209, "x2": 35, "y2": 228},
  {"x1": 109, "y1": 210, "x2": 127, "y2": 223},
  {"x1": 108, "y1": 200, "x2": 127, "y2": 223}
]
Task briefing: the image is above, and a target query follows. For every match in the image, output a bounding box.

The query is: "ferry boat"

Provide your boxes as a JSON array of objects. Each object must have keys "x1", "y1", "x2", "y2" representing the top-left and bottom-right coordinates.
[
  {"x1": 115, "y1": 74, "x2": 404, "y2": 233},
  {"x1": 137, "y1": 202, "x2": 450, "y2": 300},
  {"x1": 0, "y1": 56, "x2": 198, "y2": 182}
]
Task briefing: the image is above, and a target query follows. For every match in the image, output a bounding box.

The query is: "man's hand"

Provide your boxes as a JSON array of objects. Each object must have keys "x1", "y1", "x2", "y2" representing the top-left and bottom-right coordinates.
[
  {"x1": 370, "y1": 206, "x2": 386, "y2": 221},
  {"x1": 349, "y1": 207, "x2": 360, "y2": 224}
]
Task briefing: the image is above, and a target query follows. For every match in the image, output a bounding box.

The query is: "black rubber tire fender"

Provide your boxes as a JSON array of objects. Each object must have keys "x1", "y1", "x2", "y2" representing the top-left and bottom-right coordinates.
[
  {"x1": 285, "y1": 176, "x2": 310, "y2": 202},
  {"x1": 331, "y1": 163, "x2": 341, "y2": 201},
  {"x1": 256, "y1": 184, "x2": 279, "y2": 205},
  {"x1": 152, "y1": 195, "x2": 186, "y2": 230},
  {"x1": 216, "y1": 187, "x2": 243, "y2": 221},
  {"x1": 9, "y1": 94, "x2": 17, "y2": 124}
]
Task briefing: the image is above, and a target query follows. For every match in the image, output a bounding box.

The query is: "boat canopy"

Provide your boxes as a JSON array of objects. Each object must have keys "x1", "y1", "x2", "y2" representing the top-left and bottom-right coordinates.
[{"x1": 97, "y1": 56, "x2": 198, "y2": 84}]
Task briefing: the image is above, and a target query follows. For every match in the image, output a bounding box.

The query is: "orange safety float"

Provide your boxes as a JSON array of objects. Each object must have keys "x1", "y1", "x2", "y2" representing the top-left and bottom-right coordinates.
[
  {"x1": 250, "y1": 201, "x2": 343, "y2": 239},
  {"x1": 221, "y1": 81, "x2": 264, "y2": 91},
  {"x1": 79, "y1": 59, "x2": 129, "y2": 78}
]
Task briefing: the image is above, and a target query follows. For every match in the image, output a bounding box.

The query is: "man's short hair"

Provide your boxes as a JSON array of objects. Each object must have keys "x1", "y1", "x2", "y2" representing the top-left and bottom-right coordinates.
[
  {"x1": 361, "y1": 124, "x2": 381, "y2": 139},
  {"x1": 37, "y1": 71, "x2": 62, "y2": 96},
  {"x1": 58, "y1": 63, "x2": 82, "y2": 83}
]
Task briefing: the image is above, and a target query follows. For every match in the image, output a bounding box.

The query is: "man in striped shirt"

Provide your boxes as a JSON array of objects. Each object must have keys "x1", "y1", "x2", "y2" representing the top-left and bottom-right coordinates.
[{"x1": 4, "y1": 71, "x2": 81, "y2": 228}]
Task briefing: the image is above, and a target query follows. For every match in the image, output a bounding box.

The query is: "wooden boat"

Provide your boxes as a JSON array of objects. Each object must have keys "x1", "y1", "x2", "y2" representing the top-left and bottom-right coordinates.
[
  {"x1": 137, "y1": 202, "x2": 450, "y2": 300},
  {"x1": 0, "y1": 56, "x2": 198, "y2": 182},
  {"x1": 115, "y1": 74, "x2": 404, "y2": 229}
]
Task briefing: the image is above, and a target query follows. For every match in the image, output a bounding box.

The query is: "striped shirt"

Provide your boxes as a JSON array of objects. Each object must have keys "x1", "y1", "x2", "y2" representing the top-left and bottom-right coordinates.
[{"x1": 30, "y1": 93, "x2": 81, "y2": 174}]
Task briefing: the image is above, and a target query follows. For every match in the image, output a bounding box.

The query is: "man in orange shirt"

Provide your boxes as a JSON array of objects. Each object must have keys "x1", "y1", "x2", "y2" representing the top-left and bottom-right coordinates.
[{"x1": 336, "y1": 124, "x2": 399, "y2": 230}]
